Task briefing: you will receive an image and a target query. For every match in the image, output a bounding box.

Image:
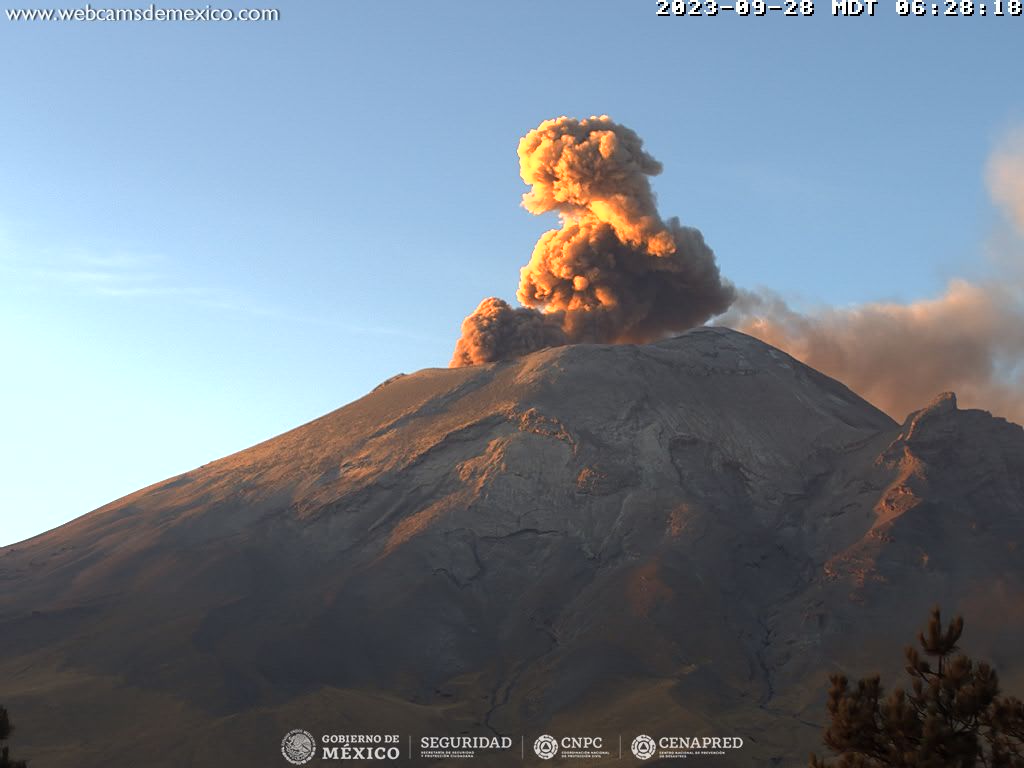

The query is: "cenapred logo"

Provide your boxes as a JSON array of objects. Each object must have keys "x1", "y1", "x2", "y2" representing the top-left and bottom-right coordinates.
[
  {"x1": 631, "y1": 734, "x2": 657, "y2": 760},
  {"x1": 281, "y1": 729, "x2": 316, "y2": 765},
  {"x1": 534, "y1": 734, "x2": 559, "y2": 760}
]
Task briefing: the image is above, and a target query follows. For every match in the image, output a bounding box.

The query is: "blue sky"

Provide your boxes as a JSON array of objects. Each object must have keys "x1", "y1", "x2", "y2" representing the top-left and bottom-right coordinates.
[{"x1": 1, "y1": 0, "x2": 1021, "y2": 545}]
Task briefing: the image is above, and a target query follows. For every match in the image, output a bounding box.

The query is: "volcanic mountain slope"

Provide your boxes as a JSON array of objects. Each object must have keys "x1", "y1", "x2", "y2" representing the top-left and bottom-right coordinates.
[{"x1": 2, "y1": 327, "x2": 1023, "y2": 767}]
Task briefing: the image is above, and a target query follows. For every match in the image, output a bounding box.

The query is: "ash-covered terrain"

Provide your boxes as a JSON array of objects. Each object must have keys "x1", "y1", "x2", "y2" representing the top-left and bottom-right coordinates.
[{"x1": 2, "y1": 327, "x2": 1022, "y2": 766}]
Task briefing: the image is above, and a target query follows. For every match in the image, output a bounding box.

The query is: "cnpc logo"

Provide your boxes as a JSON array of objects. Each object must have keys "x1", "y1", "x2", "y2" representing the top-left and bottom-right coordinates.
[{"x1": 533, "y1": 734, "x2": 605, "y2": 759}]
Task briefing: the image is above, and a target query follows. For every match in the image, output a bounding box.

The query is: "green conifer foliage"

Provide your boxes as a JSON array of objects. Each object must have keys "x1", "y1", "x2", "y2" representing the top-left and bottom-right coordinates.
[{"x1": 811, "y1": 607, "x2": 1024, "y2": 767}]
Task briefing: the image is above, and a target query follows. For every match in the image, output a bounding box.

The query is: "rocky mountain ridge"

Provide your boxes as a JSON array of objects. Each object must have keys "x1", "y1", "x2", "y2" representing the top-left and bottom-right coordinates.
[{"x1": 1, "y1": 327, "x2": 1022, "y2": 767}]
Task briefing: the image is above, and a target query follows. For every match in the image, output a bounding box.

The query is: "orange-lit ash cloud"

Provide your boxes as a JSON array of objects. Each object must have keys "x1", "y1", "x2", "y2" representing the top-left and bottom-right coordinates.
[
  {"x1": 450, "y1": 116, "x2": 1024, "y2": 427},
  {"x1": 451, "y1": 297, "x2": 567, "y2": 368},
  {"x1": 722, "y1": 131, "x2": 1024, "y2": 424},
  {"x1": 450, "y1": 116, "x2": 734, "y2": 367},
  {"x1": 722, "y1": 281, "x2": 1024, "y2": 423}
]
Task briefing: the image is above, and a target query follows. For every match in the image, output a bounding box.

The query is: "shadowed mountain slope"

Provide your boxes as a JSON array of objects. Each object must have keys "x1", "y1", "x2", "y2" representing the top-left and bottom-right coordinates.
[{"x1": 2, "y1": 327, "x2": 1022, "y2": 767}]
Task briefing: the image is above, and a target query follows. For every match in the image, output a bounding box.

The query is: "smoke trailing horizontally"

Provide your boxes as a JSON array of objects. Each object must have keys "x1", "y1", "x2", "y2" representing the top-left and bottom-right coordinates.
[
  {"x1": 450, "y1": 116, "x2": 735, "y2": 367},
  {"x1": 721, "y1": 282, "x2": 1024, "y2": 424},
  {"x1": 722, "y1": 130, "x2": 1024, "y2": 425}
]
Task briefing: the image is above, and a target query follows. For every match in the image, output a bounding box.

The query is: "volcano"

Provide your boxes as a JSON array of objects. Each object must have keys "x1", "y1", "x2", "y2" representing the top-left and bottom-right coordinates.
[{"x1": 2, "y1": 327, "x2": 1023, "y2": 767}]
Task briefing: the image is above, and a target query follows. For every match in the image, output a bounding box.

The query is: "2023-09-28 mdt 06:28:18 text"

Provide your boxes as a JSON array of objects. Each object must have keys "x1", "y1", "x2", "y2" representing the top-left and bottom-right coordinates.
[{"x1": 656, "y1": 0, "x2": 1022, "y2": 15}]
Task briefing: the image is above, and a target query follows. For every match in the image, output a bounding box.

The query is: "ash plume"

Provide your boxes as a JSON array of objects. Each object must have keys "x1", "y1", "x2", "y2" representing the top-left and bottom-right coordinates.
[
  {"x1": 722, "y1": 131, "x2": 1024, "y2": 425},
  {"x1": 450, "y1": 116, "x2": 734, "y2": 367},
  {"x1": 451, "y1": 297, "x2": 567, "y2": 368},
  {"x1": 722, "y1": 282, "x2": 1024, "y2": 424}
]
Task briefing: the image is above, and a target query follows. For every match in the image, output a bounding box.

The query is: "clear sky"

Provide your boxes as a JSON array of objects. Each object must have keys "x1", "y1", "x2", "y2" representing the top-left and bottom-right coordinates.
[{"x1": 1, "y1": 0, "x2": 1021, "y2": 545}]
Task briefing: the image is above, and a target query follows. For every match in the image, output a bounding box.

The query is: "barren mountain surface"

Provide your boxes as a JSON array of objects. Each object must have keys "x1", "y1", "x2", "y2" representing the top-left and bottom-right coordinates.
[{"x1": 2, "y1": 327, "x2": 1022, "y2": 767}]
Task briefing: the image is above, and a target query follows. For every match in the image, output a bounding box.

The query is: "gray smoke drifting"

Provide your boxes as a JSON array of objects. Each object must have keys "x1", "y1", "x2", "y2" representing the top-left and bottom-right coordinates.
[{"x1": 450, "y1": 115, "x2": 734, "y2": 367}]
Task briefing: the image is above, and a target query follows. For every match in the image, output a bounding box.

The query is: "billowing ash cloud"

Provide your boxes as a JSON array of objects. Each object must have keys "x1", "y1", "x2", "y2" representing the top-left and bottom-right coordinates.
[
  {"x1": 450, "y1": 117, "x2": 1023, "y2": 426},
  {"x1": 451, "y1": 297, "x2": 567, "y2": 368},
  {"x1": 517, "y1": 116, "x2": 677, "y2": 257},
  {"x1": 450, "y1": 116, "x2": 734, "y2": 367},
  {"x1": 722, "y1": 132, "x2": 1024, "y2": 425}
]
